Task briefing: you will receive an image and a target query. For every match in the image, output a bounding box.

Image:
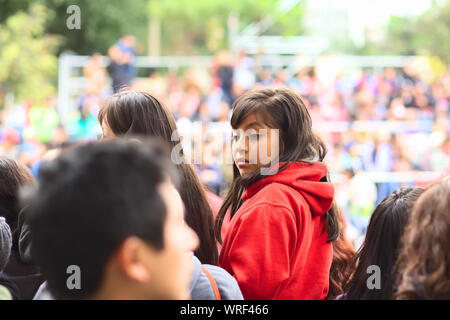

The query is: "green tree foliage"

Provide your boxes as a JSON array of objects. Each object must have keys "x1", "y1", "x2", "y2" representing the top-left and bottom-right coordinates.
[
  {"x1": 44, "y1": 0, "x2": 149, "y2": 55},
  {"x1": 0, "y1": 0, "x2": 149, "y2": 55},
  {"x1": 362, "y1": 0, "x2": 450, "y2": 64},
  {"x1": 149, "y1": 0, "x2": 305, "y2": 55},
  {"x1": 0, "y1": 4, "x2": 59, "y2": 105},
  {"x1": 0, "y1": 0, "x2": 305, "y2": 56}
]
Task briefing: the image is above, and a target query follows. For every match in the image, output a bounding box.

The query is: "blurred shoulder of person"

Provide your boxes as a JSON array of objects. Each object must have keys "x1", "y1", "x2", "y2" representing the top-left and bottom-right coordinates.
[
  {"x1": 0, "y1": 158, "x2": 44, "y2": 300},
  {"x1": 190, "y1": 255, "x2": 243, "y2": 300}
]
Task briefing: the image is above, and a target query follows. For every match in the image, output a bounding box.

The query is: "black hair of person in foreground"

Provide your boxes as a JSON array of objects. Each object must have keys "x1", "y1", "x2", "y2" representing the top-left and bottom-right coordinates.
[{"x1": 29, "y1": 138, "x2": 199, "y2": 299}]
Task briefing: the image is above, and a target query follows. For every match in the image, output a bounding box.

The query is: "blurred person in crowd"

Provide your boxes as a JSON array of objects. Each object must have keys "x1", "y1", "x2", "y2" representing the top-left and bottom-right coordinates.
[
  {"x1": 395, "y1": 179, "x2": 450, "y2": 299},
  {"x1": 28, "y1": 97, "x2": 60, "y2": 144},
  {"x1": 288, "y1": 67, "x2": 313, "y2": 97},
  {"x1": 320, "y1": 90, "x2": 349, "y2": 122},
  {"x1": 383, "y1": 67, "x2": 402, "y2": 98},
  {"x1": 355, "y1": 69, "x2": 379, "y2": 97},
  {"x1": 215, "y1": 87, "x2": 340, "y2": 299},
  {"x1": 256, "y1": 67, "x2": 273, "y2": 87},
  {"x1": 348, "y1": 168, "x2": 377, "y2": 235},
  {"x1": 98, "y1": 91, "x2": 218, "y2": 265},
  {"x1": 353, "y1": 89, "x2": 376, "y2": 120},
  {"x1": 76, "y1": 90, "x2": 103, "y2": 119},
  {"x1": 2, "y1": 103, "x2": 28, "y2": 132},
  {"x1": 0, "y1": 128, "x2": 20, "y2": 159},
  {"x1": 0, "y1": 157, "x2": 43, "y2": 300},
  {"x1": 216, "y1": 101, "x2": 231, "y2": 123},
  {"x1": 387, "y1": 98, "x2": 408, "y2": 120},
  {"x1": 0, "y1": 216, "x2": 16, "y2": 300},
  {"x1": 212, "y1": 50, "x2": 234, "y2": 105},
  {"x1": 333, "y1": 168, "x2": 360, "y2": 245},
  {"x1": 428, "y1": 137, "x2": 450, "y2": 172},
  {"x1": 17, "y1": 127, "x2": 47, "y2": 174},
  {"x1": 204, "y1": 86, "x2": 227, "y2": 121},
  {"x1": 107, "y1": 35, "x2": 137, "y2": 93},
  {"x1": 0, "y1": 158, "x2": 35, "y2": 234},
  {"x1": 29, "y1": 139, "x2": 199, "y2": 299},
  {"x1": 272, "y1": 68, "x2": 289, "y2": 88},
  {"x1": 232, "y1": 49, "x2": 255, "y2": 97},
  {"x1": 83, "y1": 53, "x2": 107, "y2": 96},
  {"x1": 181, "y1": 70, "x2": 203, "y2": 120},
  {"x1": 69, "y1": 93, "x2": 103, "y2": 141},
  {"x1": 132, "y1": 68, "x2": 167, "y2": 102},
  {"x1": 192, "y1": 100, "x2": 212, "y2": 123},
  {"x1": 195, "y1": 127, "x2": 223, "y2": 196},
  {"x1": 165, "y1": 71, "x2": 184, "y2": 117},
  {"x1": 341, "y1": 187, "x2": 424, "y2": 299},
  {"x1": 0, "y1": 217, "x2": 12, "y2": 272}
]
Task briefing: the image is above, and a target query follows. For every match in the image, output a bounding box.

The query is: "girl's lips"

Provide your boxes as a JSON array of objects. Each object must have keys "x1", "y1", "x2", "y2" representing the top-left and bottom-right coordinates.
[{"x1": 236, "y1": 161, "x2": 251, "y2": 168}]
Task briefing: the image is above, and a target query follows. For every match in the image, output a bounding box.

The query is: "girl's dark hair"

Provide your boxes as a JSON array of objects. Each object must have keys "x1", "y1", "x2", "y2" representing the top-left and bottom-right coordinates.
[
  {"x1": 326, "y1": 203, "x2": 356, "y2": 299},
  {"x1": 214, "y1": 87, "x2": 339, "y2": 244},
  {"x1": 98, "y1": 91, "x2": 218, "y2": 265},
  {"x1": 0, "y1": 157, "x2": 36, "y2": 248},
  {"x1": 395, "y1": 179, "x2": 450, "y2": 299},
  {"x1": 343, "y1": 186, "x2": 424, "y2": 300}
]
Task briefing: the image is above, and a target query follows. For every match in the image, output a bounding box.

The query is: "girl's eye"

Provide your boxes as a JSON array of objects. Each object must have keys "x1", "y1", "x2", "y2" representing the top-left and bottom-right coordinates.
[
  {"x1": 232, "y1": 135, "x2": 240, "y2": 142},
  {"x1": 249, "y1": 134, "x2": 259, "y2": 141}
]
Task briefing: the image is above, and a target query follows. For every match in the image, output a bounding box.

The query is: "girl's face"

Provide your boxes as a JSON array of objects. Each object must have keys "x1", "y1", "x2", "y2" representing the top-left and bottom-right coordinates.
[{"x1": 232, "y1": 113, "x2": 279, "y2": 176}]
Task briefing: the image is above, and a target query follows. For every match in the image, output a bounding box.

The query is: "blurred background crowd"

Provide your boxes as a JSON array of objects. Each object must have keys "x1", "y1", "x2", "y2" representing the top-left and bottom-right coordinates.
[{"x1": 1, "y1": 0, "x2": 449, "y2": 244}]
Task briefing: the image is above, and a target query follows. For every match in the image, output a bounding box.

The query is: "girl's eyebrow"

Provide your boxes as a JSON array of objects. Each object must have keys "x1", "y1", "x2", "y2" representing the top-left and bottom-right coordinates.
[{"x1": 243, "y1": 121, "x2": 265, "y2": 130}]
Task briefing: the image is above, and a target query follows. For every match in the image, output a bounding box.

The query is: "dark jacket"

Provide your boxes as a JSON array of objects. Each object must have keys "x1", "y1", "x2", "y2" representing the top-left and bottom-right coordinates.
[{"x1": 3, "y1": 208, "x2": 44, "y2": 300}]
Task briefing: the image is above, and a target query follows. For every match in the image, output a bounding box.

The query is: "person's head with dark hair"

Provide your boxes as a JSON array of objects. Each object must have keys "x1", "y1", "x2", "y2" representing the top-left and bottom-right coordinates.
[
  {"x1": 0, "y1": 157, "x2": 36, "y2": 240},
  {"x1": 215, "y1": 87, "x2": 338, "y2": 243},
  {"x1": 343, "y1": 186, "x2": 424, "y2": 300},
  {"x1": 29, "y1": 139, "x2": 199, "y2": 299},
  {"x1": 98, "y1": 91, "x2": 218, "y2": 265},
  {"x1": 395, "y1": 179, "x2": 450, "y2": 300}
]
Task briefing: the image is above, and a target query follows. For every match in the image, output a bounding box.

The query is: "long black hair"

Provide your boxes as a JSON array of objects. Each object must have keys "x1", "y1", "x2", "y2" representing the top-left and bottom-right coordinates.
[
  {"x1": 98, "y1": 91, "x2": 218, "y2": 265},
  {"x1": 343, "y1": 186, "x2": 424, "y2": 300}
]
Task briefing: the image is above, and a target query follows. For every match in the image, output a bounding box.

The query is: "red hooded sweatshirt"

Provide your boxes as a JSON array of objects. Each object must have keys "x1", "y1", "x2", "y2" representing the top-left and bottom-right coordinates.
[{"x1": 218, "y1": 162, "x2": 334, "y2": 300}]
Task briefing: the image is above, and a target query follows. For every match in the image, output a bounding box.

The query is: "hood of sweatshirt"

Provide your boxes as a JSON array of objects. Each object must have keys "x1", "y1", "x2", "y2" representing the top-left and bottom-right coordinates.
[{"x1": 241, "y1": 162, "x2": 334, "y2": 216}]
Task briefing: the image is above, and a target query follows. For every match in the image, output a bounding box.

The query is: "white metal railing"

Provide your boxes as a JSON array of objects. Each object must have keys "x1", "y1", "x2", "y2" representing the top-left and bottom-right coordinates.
[{"x1": 57, "y1": 54, "x2": 419, "y2": 127}]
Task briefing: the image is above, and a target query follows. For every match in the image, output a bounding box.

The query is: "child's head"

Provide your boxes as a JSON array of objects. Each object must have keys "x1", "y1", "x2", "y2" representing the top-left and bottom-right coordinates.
[
  {"x1": 230, "y1": 87, "x2": 326, "y2": 176},
  {"x1": 343, "y1": 186, "x2": 424, "y2": 300},
  {"x1": 98, "y1": 91, "x2": 178, "y2": 146},
  {"x1": 29, "y1": 139, "x2": 199, "y2": 300},
  {"x1": 396, "y1": 179, "x2": 450, "y2": 299}
]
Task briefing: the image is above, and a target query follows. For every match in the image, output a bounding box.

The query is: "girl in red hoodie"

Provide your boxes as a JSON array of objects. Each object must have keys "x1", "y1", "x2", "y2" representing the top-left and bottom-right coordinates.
[{"x1": 214, "y1": 87, "x2": 340, "y2": 300}]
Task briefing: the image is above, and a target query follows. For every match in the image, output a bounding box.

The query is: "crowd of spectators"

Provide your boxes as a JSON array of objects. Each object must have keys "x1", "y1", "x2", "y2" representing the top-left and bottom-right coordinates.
[{"x1": 1, "y1": 47, "x2": 448, "y2": 239}]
